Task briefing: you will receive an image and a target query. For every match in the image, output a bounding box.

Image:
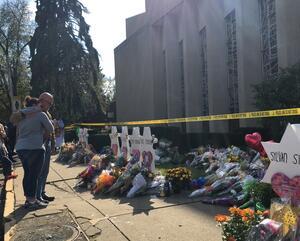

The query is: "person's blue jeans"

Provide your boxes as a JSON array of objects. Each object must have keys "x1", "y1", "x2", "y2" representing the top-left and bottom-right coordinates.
[
  {"x1": 0, "y1": 148, "x2": 13, "y2": 177},
  {"x1": 36, "y1": 143, "x2": 51, "y2": 199},
  {"x1": 17, "y1": 149, "x2": 45, "y2": 198}
]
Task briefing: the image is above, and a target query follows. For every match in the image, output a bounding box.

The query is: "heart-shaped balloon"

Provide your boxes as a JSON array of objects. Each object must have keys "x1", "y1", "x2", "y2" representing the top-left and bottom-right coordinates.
[
  {"x1": 245, "y1": 132, "x2": 267, "y2": 157},
  {"x1": 271, "y1": 173, "x2": 300, "y2": 203},
  {"x1": 245, "y1": 132, "x2": 262, "y2": 148}
]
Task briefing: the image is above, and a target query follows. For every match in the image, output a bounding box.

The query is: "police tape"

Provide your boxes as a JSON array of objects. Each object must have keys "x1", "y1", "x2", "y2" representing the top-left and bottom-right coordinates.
[{"x1": 64, "y1": 107, "x2": 300, "y2": 130}]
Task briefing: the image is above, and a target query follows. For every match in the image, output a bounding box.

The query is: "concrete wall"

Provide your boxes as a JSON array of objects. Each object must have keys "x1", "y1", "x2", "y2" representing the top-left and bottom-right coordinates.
[
  {"x1": 196, "y1": 0, "x2": 230, "y2": 133},
  {"x1": 126, "y1": 13, "x2": 147, "y2": 38},
  {"x1": 145, "y1": 0, "x2": 183, "y2": 24},
  {"x1": 226, "y1": 0, "x2": 263, "y2": 128},
  {"x1": 115, "y1": 0, "x2": 300, "y2": 133},
  {"x1": 115, "y1": 26, "x2": 154, "y2": 122},
  {"x1": 276, "y1": 0, "x2": 300, "y2": 68}
]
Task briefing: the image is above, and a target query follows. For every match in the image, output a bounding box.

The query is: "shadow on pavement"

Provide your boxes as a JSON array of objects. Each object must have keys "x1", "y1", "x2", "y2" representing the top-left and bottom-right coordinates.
[
  {"x1": 5, "y1": 204, "x2": 48, "y2": 235},
  {"x1": 118, "y1": 196, "x2": 155, "y2": 216}
]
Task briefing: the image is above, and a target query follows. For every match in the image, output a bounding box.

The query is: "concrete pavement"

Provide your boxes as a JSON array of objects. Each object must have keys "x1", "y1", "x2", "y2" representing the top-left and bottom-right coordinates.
[{"x1": 5, "y1": 159, "x2": 226, "y2": 241}]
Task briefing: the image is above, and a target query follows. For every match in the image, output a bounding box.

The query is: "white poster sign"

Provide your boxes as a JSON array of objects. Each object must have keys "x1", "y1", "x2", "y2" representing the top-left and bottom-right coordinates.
[
  {"x1": 130, "y1": 127, "x2": 142, "y2": 163},
  {"x1": 78, "y1": 128, "x2": 88, "y2": 147},
  {"x1": 109, "y1": 126, "x2": 120, "y2": 158},
  {"x1": 262, "y1": 124, "x2": 300, "y2": 183},
  {"x1": 120, "y1": 126, "x2": 131, "y2": 161},
  {"x1": 141, "y1": 127, "x2": 156, "y2": 173}
]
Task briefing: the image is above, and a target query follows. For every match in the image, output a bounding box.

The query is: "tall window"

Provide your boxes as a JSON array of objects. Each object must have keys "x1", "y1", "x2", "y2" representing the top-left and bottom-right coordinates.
[
  {"x1": 179, "y1": 40, "x2": 186, "y2": 131},
  {"x1": 199, "y1": 27, "x2": 209, "y2": 132},
  {"x1": 162, "y1": 50, "x2": 168, "y2": 118},
  {"x1": 259, "y1": 0, "x2": 278, "y2": 79},
  {"x1": 179, "y1": 40, "x2": 186, "y2": 118},
  {"x1": 200, "y1": 27, "x2": 209, "y2": 115},
  {"x1": 225, "y1": 10, "x2": 239, "y2": 114}
]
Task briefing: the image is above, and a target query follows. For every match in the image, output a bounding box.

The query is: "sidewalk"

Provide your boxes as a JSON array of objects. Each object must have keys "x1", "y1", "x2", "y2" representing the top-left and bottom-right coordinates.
[{"x1": 4, "y1": 158, "x2": 226, "y2": 241}]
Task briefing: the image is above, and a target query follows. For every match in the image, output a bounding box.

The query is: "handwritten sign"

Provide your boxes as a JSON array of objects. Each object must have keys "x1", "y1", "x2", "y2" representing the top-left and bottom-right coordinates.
[
  {"x1": 120, "y1": 126, "x2": 131, "y2": 161},
  {"x1": 109, "y1": 126, "x2": 120, "y2": 158},
  {"x1": 262, "y1": 124, "x2": 300, "y2": 183},
  {"x1": 140, "y1": 127, "x2": 156, "y2": 173},
  {"x1": 78, "y1": 128, "x2": 89, "y2": 147},
  {"x1": 130, "y1": 127, "x2": 142, "y2": 163}
]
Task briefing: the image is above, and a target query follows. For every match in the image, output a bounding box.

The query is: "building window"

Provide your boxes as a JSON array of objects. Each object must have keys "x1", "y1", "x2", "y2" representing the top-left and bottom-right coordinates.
[
  {"x1": 199, "y1": 27, "x2": 209, "y2": 131},
  {"x1": 179, "y1": 40, "x2": 186, "y2": 131},
  {"x1": 199, "y1": 27, "x2": 209, "y2": 115},
  {"x1": 259, "y1": 0, "x2": 278, "y2": 79},
  {"x1": 179, "y1": 40, "x2": 186, "y2": 118},
  {"x1": 225, "y1": 10, "x2": 239, "y2": 114},
  {"x1": 163, "y1": 50, "x2": 168, "y2": 118}
]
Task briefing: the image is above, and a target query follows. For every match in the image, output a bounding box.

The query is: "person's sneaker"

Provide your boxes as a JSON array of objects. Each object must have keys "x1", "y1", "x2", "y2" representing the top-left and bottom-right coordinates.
[
  {"x1": 42, "y1": 194, "x2": 55, "y2": 202},
  {"x1": 37, "y1": 197, "x2": 49, "y2": 204},
  {"x1": 36, "y1": 199, "x2": 48, "y2": 207},
  {"x1": 24, "y1": 200, "x2": 47, "y2": 209},
  {"x1": 5, "y1": 173, "x2": 18, "y2": 180}
]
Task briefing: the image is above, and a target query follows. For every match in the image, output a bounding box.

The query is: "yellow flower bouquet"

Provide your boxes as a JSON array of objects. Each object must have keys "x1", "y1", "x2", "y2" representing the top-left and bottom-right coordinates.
[{"x1": 165, "y1": 167, "x2": 192, "y2": 193}]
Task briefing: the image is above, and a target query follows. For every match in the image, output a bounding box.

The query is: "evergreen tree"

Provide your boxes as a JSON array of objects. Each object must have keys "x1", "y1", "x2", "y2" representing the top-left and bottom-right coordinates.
[{"x1": 29, "y1": 0, "x2": 105, "y2": 122}]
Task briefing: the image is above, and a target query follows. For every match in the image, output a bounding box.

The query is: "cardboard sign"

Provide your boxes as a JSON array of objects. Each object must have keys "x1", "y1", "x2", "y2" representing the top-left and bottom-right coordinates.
[
  {"x1": 109, "y1": 126, "x2": 120, "y2": 158},
  {"x1": 130, "y1": 127, "x2": 142, "y2": 163},
  {"x1": 140, "y1": 127, "x2": 156, "y2": 173},
  {"x1": 78, "y1": 128, "x2": 89, "y2": 147},
  {"x1": 120, "y1": 126, "x2": 131, "y2": 161},
  {"x1": 262, "y1": 124, "x2": 300, "y2": 183}
]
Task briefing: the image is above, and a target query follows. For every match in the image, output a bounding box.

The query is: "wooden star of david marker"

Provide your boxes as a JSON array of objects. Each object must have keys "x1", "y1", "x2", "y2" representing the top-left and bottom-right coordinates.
[{"x1": 262, "y1": 124, "x2": 300, "y2": 183}]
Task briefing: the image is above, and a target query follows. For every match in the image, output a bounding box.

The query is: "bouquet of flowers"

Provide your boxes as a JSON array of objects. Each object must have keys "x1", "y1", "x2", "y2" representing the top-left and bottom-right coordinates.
[
  {"x1": 165, "y1": 167, "x2": 192, "y2": 193},
  {"x1": 55, "y1": 143, "x2": 76, "y2": 163},
  {"x1": 92, "y1": 171, "x2": 116, "y2": 194},
  {"x1": 107, "y1": 163, "x2": 141, "y2": 195},
  {"x1": 215, "y1": 207, "x2": 266, "y2": 241}
]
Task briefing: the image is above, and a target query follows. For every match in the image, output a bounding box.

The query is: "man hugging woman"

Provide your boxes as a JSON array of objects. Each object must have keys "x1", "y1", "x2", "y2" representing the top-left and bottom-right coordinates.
[{"x1": 13, "y1": 95, "x2": 54, "y2": 208}]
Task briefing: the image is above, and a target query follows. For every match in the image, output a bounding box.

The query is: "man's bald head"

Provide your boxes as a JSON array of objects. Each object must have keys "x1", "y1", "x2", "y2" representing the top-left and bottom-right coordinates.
[{"x1": 39, "y1": 92, "x2": 54, "y2": 112}]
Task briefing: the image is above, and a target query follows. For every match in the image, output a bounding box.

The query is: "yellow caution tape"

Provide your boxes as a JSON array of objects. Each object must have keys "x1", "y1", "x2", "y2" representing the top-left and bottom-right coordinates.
[{"x1": 64, "y1": 108, "x2": 300, "y2": 130}]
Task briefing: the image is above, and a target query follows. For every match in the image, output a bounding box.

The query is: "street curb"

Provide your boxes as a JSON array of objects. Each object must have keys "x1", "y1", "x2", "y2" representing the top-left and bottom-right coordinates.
[{"x1": 3, "y1": 178, "x2": 16, "y2": 241}]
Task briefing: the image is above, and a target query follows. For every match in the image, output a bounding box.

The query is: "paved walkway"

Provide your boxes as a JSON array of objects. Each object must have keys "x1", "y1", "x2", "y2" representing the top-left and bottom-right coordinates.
[{"x1": 5, "y1": 159, "x2": 226, "y2": 241}]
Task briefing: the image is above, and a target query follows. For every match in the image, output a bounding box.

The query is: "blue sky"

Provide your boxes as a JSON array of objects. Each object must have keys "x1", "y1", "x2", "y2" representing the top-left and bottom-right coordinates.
[{"x1": 28, "y1": 0, "x2": 146, "y2": 78}]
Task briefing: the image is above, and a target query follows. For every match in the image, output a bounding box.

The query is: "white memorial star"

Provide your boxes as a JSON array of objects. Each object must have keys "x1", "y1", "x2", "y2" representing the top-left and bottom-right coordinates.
[{"x1": 262, "y1": 123, "x2": 300, "y2": 183}]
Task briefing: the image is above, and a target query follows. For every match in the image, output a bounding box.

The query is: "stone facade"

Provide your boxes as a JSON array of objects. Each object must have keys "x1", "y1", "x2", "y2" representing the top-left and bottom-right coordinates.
[{"x1": 114, "y1": 0, "x2": 300, "y2": 133}]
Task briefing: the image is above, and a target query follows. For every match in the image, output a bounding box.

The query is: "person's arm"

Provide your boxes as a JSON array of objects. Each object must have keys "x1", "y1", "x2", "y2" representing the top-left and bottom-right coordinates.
[
  {"x1": 40, "y1": 112, "x2": 54, "y2": 133},
  {"x1": 9, "y1": 112, "x2": 25, "y2": 126}
]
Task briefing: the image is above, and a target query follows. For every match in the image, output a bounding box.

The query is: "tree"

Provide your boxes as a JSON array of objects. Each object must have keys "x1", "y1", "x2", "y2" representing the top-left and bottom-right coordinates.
[
  {"x1": 98, "y1": 76, "x2": 115, "y2": 112},
  {"x1": 0, "y1": 0, "x2": 32, "y2": 120},
  {"x1": 253, "y1": 63, "x2": 300, "y2": 140},
  {"x1": 29, "y1": 0, "x2": 105, "y2": 122}
]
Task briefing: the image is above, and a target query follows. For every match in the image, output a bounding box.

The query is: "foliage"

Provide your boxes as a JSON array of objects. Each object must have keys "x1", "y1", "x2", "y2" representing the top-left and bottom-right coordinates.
[
  {"x1": 29, "y1": 0, "x2": 105, "y2": 122},
  {"x1": 253, "y1": 63, "x2": 300, "y2": 140},
  {"x1": 0, "y1": 0, "x2": 33, "y2": 121},
  {"x1": 215, "y1": 207, "x2": 265, "y2": 241},
  {"x1": 243, "y1": 180, "x2": 277, "y2": 208},
  {"x1": 98, "y1": 76, "x2": 115, "y2": 112}
]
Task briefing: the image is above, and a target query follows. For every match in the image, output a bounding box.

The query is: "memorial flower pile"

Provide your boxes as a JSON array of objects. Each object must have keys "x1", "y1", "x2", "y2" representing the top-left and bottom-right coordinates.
[
  {"x1": 165, "y1": 167, "x2": 192, "y2": 192},
  {"x1": 215, "y1": 207, "x2": 265, "y2": 241},
  {"x1": 56, "y1": 142, "x2": 95, "y2": 166}
]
